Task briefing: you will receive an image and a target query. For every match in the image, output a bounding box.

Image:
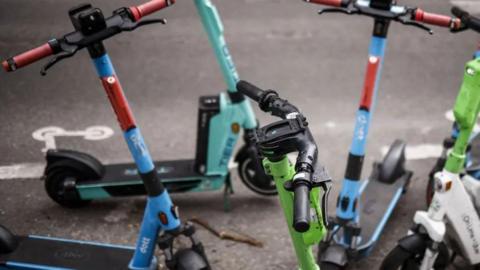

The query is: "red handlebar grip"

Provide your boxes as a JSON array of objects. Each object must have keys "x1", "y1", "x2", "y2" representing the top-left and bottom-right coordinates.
[
  {"x1": 129, "y1": 0, "x2": 175, "y2": 22},
  {"x1": 414, "y1": 9, "x2": 458, "y2": 28},
  {"x1": 304, "y1": 0, "x2": 343, "y2": 7},
  {"x1": 1, "y1": 61, "x2": 9, "y2": 72},
  {"x1": 2, "y1": 43, "x2": 53, "y2": 72}
]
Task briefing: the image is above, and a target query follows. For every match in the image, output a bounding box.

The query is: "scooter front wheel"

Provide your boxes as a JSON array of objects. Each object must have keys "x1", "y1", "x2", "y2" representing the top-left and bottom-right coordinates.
[
  {"x1": 236, "y1": 145, "x2": 277, "y2": 196},
  {"x1": 320, "y1": 262, "x2": 343, "y2": 270},
  {"x1": 174, "y1": 248, "x2": 210, "y2": 270},
  {"x1": 380, "y1": 240, "x2": 449, "y2": 270},
  {"x1": 44, "y1": 166, "x2": 91, "y2": 208}
]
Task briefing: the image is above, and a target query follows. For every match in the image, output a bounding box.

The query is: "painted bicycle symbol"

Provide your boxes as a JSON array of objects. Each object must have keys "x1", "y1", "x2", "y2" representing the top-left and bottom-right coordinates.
[{"x1": 32, "y1": 126, "x2": 114, "y2": 152}]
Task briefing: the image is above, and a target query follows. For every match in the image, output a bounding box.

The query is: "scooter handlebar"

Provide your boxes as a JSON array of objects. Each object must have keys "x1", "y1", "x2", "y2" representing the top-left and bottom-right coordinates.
[
  {"x1": 2, "y1": 42, "x2": 54, "y2": 72},
  {"x1": 129, "y1": 0, "x2": 175, "y2": 22},
  {"x1": 413, "y1": 8, "x2": 461, "y2": 29}
]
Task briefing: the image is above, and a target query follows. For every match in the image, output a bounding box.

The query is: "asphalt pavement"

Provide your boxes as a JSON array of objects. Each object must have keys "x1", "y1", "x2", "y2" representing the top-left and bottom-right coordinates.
[{"x1": 0, "y1": 0, "x2": 478, "y2": 269}]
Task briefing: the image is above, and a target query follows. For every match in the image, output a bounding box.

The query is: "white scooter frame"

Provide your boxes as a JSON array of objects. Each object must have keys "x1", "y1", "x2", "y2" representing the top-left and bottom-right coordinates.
[{"x1": 414, "y1": 169, "x2": 480, "y2": 269}]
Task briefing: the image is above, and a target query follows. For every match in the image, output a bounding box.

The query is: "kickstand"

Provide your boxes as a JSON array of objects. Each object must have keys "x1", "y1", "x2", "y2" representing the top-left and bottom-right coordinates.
[{"x1": 223, "y1": 174, "x2": 234, "y2": 212}]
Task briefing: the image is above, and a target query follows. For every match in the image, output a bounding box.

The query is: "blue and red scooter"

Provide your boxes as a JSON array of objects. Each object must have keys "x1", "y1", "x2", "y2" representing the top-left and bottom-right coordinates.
[
  {"x1": 0, "y1": 1, "x2": 210, "y2": 269},
  {"x1": 303, "y1": 0, "x2": 458, "y2": 268}
]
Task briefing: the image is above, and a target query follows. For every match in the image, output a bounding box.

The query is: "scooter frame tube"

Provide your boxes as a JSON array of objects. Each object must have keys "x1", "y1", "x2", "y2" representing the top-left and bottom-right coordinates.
[{"x1": 92, "y1": 52, "x2": 180, "y2": 269}]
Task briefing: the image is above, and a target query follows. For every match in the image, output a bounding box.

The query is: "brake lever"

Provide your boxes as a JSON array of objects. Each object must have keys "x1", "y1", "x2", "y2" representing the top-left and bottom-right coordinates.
[
  {"x1": 40, "y1": 48, "x2": 78, "y2": 76},
  {"x1": 398, "y1": 17, "x2": 433, "y2": 35},
  {"x1": 318, "y1": 7, "x2": 358, "y2": 16},
  {"x1": 121, "y1": 18, "x2": 167, "y2": 32},
  {"x1": 312, "y1": 166, "x2": 332, "y2": 227}
]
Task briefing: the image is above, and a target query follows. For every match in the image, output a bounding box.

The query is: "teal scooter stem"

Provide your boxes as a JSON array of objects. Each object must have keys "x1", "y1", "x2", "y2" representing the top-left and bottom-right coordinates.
[{"x1": 42, "y1": 0, "x2": 275, "y2": 208}]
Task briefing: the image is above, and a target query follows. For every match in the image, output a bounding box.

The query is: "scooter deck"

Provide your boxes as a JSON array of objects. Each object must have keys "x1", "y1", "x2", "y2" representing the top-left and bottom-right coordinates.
[
  {"x1": 357, "y1": 171, "x2": 412, "y2": 255},
  {"x1": 79, "y1": 159, "x2": 211, "y2": 195},
  {"x1": 0, "y1": 236, "x2": 134, "y2": 269}
]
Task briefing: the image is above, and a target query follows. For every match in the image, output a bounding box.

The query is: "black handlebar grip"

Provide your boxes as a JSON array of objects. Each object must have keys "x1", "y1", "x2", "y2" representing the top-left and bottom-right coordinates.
[
  {"x1": 293, "y1": 183, "x2": 310, "y2": 233},
  {"x1": 452, "y1": 6, "x2": 469, "y2": 19},
  {"x1": 236, "y1": 80, "x2": 264, "y2": 102},
  {"x1": 452, "y1": 6, "x2": 480, "y2": 32}
]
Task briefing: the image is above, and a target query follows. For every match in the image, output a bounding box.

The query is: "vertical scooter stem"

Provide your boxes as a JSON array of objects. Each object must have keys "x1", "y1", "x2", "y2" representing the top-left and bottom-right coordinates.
[
  {"x1": 448, "y1": 46, "x2": 480, "y2": 165},
  {"x1": 445, "y1": 60, "x2": 480, "y2": 174},
  {"x1": 265, "y1": 156, "x2": 319, "y2": 270},
  {"x1": 194, "y1": 0, "x2": 257, "y2": 129},
  {"x1": 194, "y1": 0, "x2": 238, "y2": 92},
  {"x1": 337, "y1": 19, "x2": 389, "y2": 220},
  {"x1": 89, "y1": 43, "x2": 180, "y2": 269}
]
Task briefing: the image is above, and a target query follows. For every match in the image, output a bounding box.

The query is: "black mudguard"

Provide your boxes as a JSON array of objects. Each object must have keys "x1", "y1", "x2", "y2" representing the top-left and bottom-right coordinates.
[
  {"x1": 320, "y1": 244, "x2": 348, "y2": 268},
  {"x1": 45, "y1": 149, "x2": 104, "y2": 179},
  {"x1": 0, "y1": 225, "x2": 17, "y2": 254},
  {"x1": 396, "y1": 233, "x2": 450, "y2": 268},
  {"x1": 379, "y1": 139, "x2": 406, "y2": 183},
  {"x1": 397, "y1": 233, "x2": 428, "y2": 254}
]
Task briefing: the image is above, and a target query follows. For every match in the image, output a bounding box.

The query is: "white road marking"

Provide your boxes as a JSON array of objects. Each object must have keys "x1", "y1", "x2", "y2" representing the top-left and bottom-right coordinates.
[
  {"x1": 32, "y1": 126, "x2": 114, "y2": 152},
  {"x1": 0, "y1": 163, "x2": 44, "y2": 180},
  {"x1": 1, "y1": 107, "x2": 475, "y2": 180},
  {"x1": 325, "y1": 121, "x2": 337, "y2": 129},
  {"x1": 444, "y1": 109, "x2": 480, "y2": 133},
  {"x1": 381, "y1": 144, "x2": 443, "y2": 161}
]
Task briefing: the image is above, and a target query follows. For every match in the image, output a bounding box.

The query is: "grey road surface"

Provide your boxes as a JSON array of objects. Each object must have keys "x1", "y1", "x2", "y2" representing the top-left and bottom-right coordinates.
[{"x1": 0, "y1": 0, "x2": 478, "y2": 269}]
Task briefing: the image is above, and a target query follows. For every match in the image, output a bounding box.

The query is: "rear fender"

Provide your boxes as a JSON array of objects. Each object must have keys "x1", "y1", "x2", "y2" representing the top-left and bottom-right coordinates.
[{"x1": 45, "y1": 149, "x2": 104, "y2": 179}]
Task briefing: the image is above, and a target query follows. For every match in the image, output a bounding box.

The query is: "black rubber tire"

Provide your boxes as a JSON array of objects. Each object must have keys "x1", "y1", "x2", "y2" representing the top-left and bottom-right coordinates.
[
  {"x1": 0, "y1": 224, "x2": 17, "y2": 254},
  {"x1": 237, "y1": 145, "x2": 277, "y2": 196},
  {"x1": 44, "y1": 168, "x2": 91, "y2": 208},
  {"x1": 426, "y1": 173, "x2": 436, "y2": 207},
  {"x1": 381, "y1": 244, "x2": 449, "y2": 270},
  {"x1": 320, "y1": 262, "x2": 343, "y2": 270},
  {"x1": 174, "y1": 248, "x2": 210, "y2": 270},
  {"x1": 426, "y1": 157, "x2": 445, "y2": 206}
]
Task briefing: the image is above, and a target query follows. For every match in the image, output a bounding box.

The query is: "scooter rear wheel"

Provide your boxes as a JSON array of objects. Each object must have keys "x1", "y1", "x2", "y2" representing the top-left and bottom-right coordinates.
[
  {"x1": 45, "y1": 167, "x2": 91, "y2": 208},
  {"x1": 236, "y1": 145, "x2": 277, "y2": 196}
]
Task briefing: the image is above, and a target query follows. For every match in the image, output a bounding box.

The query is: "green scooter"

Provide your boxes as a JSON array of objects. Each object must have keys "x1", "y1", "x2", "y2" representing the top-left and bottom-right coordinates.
[{"x1": 237, "y1": 80, "x2": 332, "y2": 270}]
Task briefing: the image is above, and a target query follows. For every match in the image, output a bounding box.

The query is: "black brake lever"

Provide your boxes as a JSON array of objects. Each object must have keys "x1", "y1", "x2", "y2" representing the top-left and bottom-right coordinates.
[
  {"x1": 40, "y1": 48, "x2": 79, "y2": 76},
  {"x1": 318, "y1": 7, "x2": 358, "y2": 15},
  {"x1": 398, "y1": 17, "x2": 433, "y2": 35},
  {"x1": 312, "y1": 166, "x2": 332, "y2": 227},
  {"x1": 121, "y1": 18, "x2": 167, "y2": 32},
  {"x1": 320, "y1": 180, "x2": 332, "y2": 227}
]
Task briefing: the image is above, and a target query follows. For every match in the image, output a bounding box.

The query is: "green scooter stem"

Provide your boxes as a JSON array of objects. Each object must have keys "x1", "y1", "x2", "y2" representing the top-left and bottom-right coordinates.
[
  {"x1": 446, "y1": 59, "x2": 480, "y2": 173},
  {"x1": 263, "y1": 156, "x2": 325, "y2": 270}
]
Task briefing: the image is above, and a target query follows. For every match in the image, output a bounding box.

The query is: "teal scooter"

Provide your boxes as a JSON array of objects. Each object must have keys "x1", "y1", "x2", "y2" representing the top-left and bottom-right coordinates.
[{"x1": 43, "y1": 0, "x2": 275, "y2": 208}]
